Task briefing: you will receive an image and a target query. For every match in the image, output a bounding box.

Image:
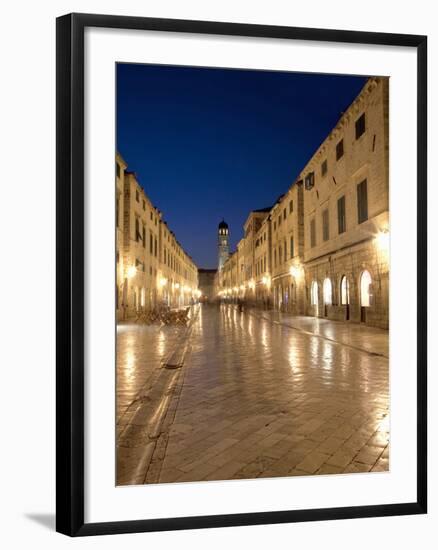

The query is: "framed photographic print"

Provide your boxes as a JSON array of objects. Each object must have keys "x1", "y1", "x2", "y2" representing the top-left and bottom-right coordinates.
[{"x1": 56, "y1": 13, "x2": 427, "y2": 536}]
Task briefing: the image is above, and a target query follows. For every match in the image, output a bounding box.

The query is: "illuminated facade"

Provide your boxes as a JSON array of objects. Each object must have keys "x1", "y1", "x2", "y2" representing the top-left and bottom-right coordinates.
[
  {"x1": 216, "y1": 77, "x2": 389, "y2": 328},
  {"x1": 116, "y1": 154, "x2": 199, "y2": 320}
]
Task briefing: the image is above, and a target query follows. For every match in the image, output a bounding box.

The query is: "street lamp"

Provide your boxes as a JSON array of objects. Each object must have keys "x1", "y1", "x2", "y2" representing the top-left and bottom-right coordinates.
[
  {"x1": 376, "y1": 229, "x2": 389, "y2": 253},
  {"x1": 289, "y1": 265, "x2": 303, "y2": 279},
  {"x1": 126, "y1": 265, "x2": 136, "y2": 279}
]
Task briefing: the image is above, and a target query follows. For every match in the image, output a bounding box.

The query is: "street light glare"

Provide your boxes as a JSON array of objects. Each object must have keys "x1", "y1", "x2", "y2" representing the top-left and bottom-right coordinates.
[{"x1": 376, "y1": 230, "x2": 390, "y2": 252}]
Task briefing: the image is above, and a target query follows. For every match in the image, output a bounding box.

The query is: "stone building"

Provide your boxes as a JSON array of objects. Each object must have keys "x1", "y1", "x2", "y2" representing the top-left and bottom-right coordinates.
[
  {"x1": 269, "y1": 183, "x2": 305, "y2": 314},
  {"x1": 116, "y1": 155, "x2": 198, "y2": 320},
  {"x1": 198, "y1": 269, "x2": 217, "y2": 302},
  {"x1": 116, "y1": 152, "x2": 127, "y2": 313},
  {"x1": 301, "y1": 77, "x2": 389, "y2": 328},
  {"x1": 216, "y1": 77, "x2": 389, "y2": 328}
]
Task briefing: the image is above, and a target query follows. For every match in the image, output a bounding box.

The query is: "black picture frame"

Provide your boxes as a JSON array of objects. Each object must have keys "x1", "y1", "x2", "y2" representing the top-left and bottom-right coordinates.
[{"x1": 56, "y1": 12, "x2": 427, "y2": 537}]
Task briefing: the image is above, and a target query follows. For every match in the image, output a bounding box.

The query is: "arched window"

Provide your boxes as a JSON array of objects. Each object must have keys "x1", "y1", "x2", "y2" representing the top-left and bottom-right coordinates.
[
  {"x1": 360, "y1": 270, "x2": 372, "y2": 307},
  {"x1": 310, "y1": 281, "x2": 319, "y2": 306},
  {"x1": 340, "y1": 276, "x2": 350, "y2": 305},
  {"x1": 323, "y1": 278, "x2": 332, "y2": 305}
]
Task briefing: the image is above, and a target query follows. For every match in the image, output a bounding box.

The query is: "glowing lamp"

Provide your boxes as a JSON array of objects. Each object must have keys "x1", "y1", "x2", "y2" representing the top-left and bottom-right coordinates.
[{"x1": 376, "y1": 230, "x2": 389, "y2": 252}]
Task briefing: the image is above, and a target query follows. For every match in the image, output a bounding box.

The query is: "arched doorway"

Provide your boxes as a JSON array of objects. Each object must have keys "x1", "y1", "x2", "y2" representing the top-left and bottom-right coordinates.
[
  {"x1": 360, "y1": 270, "x2": 372, "y2": 322},
  {"x1": 323, "y1": 278, "x2": 332, "y2": 317},
  {"x1": 340, "y1": 275, "x2": 350, "y2": 320},
  {"x1": 310, "y1": 281, "x2": 319, "y2": 316}
]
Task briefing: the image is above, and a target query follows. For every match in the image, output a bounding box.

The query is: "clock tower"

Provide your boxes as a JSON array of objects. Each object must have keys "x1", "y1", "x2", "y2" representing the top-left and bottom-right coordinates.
[{"x1": 218, "y1": 219, "x2": 229, "y2": 270}]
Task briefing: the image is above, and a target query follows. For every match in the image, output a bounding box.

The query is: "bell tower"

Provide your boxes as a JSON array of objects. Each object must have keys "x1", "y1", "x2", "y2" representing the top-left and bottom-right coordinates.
[{"x1": 218, "y1": 219, "x2": 229, "y2": 270}]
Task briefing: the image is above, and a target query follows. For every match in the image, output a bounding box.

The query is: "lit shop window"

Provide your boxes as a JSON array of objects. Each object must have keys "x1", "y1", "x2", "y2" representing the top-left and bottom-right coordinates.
[
  {"x1": 323, "y1": 278, "x2": 332, "y2": 305},
  {"x1": 360, "y1": 270, "x2": 372, "y2": 307}
]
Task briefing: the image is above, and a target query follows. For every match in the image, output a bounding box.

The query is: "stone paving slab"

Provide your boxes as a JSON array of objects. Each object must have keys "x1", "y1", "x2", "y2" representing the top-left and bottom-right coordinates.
[
  {"x1": 117, "y1": 304, "x2": 389, "y2": 485},
  {"x1": 249, "y1": 309, "x2": 389, "y2": 358},
  {"x1": 154, "y1": 305, "x2": 389, "y2": 483}
]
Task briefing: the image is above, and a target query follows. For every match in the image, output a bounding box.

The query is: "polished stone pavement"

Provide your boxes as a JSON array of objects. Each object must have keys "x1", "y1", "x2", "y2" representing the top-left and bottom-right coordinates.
[{"x1": 117, "y1": 303, "x2": 389, "y2": 484}]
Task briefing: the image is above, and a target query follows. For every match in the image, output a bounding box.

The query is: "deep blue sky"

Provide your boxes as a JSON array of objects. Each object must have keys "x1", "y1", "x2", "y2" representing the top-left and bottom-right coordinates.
[{"x1": 117, "y1": 64, "x2": 367, "y2": 269}]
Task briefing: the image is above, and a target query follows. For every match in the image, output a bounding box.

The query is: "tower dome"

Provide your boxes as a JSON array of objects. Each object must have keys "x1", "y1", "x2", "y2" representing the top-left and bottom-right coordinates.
[{"x1": 218, "y1": 219, "x2": 228, "y2": 231}]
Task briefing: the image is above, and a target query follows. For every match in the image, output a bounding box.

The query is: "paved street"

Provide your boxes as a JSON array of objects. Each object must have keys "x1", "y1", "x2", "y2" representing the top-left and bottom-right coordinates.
[{"x1": 117, "y1": 304, "x2": 389, "y2": 484}]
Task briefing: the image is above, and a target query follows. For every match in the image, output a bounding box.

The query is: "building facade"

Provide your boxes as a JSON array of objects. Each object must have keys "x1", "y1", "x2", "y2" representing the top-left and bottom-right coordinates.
[
  {"x1": 198, "y1": 269, "x2": 217, "y2": 302},
  {"x1": 116, "y1": 154, "x2": 199, "y2": 320},
  {"x1": 302, "y1": 77, "x2": 389, "y2": 328},
  {"x1": 216, "y1": 77, "x2": 389, "y2": 328}
]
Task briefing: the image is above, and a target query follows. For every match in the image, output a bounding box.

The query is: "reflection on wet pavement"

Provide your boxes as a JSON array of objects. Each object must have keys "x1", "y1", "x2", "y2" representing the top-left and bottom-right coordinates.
[
  {"x1": 156, "y1": 304, "x2": 389, "y2": 483},
  {"x1": 252, "y1": 310, "x2": 389, "y2": 357},
  {"x1": 116, "y1": 323, "x2": 185, "y2": 423}
]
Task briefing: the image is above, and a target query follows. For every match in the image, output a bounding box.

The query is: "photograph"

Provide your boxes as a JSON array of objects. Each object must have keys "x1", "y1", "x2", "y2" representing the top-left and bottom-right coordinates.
[{"x1": 115, "y1": 64, "x2": 390, "y2": 486}]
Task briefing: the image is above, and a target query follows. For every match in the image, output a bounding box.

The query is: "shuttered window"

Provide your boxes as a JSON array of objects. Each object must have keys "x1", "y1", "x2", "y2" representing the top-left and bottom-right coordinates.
[
  {"x1": 310, "y1": 219, "x2": 316, "y2": 248},
  {"x1": 337, "y1": 195, "x2": 346, "y2": 234},
  {"x1": 336, "y1": 139, "x2": 344, "y2": 160},
  {"x1": 322, "y1": 209, "x2": 329, "y2": 241},
  {"x1": 355, "y1": 113, "x2": 366, "y2": 139},
  {"x1": 357, "y1": 179, "x2": 368, "y2": 224}
]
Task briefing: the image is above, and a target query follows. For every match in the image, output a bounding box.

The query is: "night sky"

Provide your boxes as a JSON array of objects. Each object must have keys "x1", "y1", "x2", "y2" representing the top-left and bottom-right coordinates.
[{"x1": 117, "y1": 64, "x2": 367, "y2": 269}]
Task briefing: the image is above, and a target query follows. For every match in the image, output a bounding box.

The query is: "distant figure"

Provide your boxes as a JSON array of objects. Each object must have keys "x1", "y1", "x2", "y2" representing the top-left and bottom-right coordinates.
[{"x1": 237, "y1": 297, "x2": 243, "y2": 313}]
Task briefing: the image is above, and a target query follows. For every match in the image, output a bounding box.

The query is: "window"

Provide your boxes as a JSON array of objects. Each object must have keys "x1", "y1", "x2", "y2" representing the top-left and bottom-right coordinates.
[
  {"x1": 322, "y1": 209, "x2": 329, "y2": 241},
  {"x1": 305, "y1": 171, "x2": 315, "y2": 190},
  {"x1": 135, "y1": 218, "x2": 140, "y2": 242},
  {"x1": 310, "y1": 219, "x2": 316, "y2": 248},
  {"x1": 135, "y1": 189, "x2": 140, "y2": 202},
  {"x1": 149, "y1": 234, "x2": 153, "y2": 254},
  {"x1": 337, "y1": 195, "x2": 346, "y2": 234},
  {"x1": 150, "y1": 212, "x2": 153, "y2": 221},
  {"x1": 340, "y1": 276, "x2": 350, "y2": 305},
  {"x1": 274, "y1": 221, "x2": 276, "y2": 231},
  {"x1": 142, "y1": 200, "x2": 146, "y2": 210},
  {"x1": 116, "y1": 162, "x2": 120, "y2": 178},
  {"x1": 283, "y1": 208, "x2": 286, "y2": 220},
  {"x1": 360, "y1": 270, "x2": 372, "y2": 307},
  {"x1": 116, "y1": 196, "x2": 119, "y2": 228},
  {"x1": 323, "y1": 278, "x2": 332, "y2": 305},
  {"x1": 290, "y1": 236, "x2": 294, "y2": 258},
  {"x1": 357, "y1": 179, "x2": 368, "y2": 224},
  {"x1": 336, "y1": 139, "x2": 344, "y2": 160},
  {"x1": 321, "y1": 159, "x2": 327, "y2": 176},
  {"x1": 274, "y1": 248, "x2": 277, "y2": 267},
  {"x1": 142, "y1": 226, "x2": 146, "y2": 248},
  {"x1": 284, "y1": 240, "x2": 287, "y2": 261},
  {"x1": 278, "y1": 216, "x2": 282, "y2": 227},
  {"x1": 154, "y1": 237, "x2": 158, "y2": 257},
  {"x1": 289, "y1": 200, "x2": 293, "y2": 213},
  {"x1": 355, "y1": 113, "x2": 366, "y2": 139},
  {"x1": 310, "y1": 281, "x2": 318, "y2": 306},
  {"x1": 135, "y1": 258, "x2": 145, "y2": 272},
  {"x1": 263, "y1": 255, "x2": 266, "y2": 272}
]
